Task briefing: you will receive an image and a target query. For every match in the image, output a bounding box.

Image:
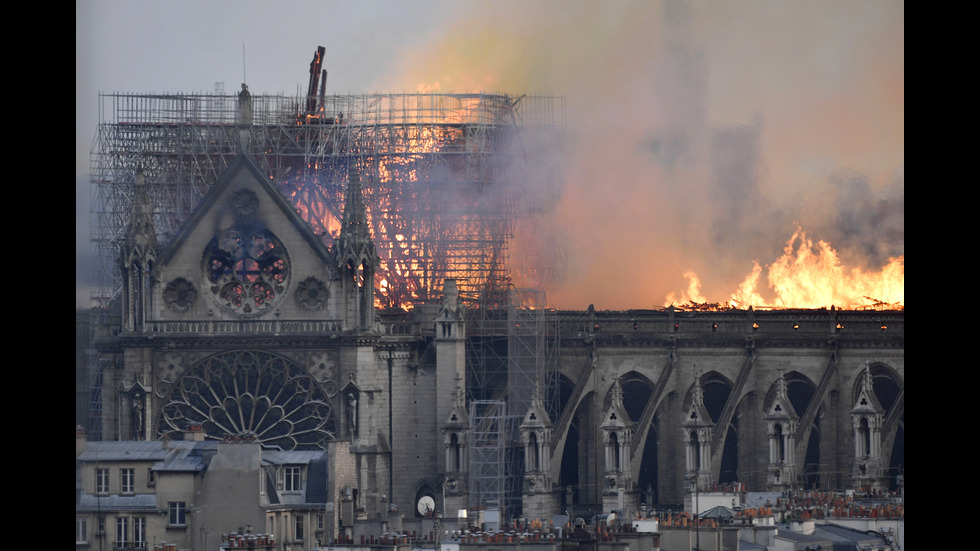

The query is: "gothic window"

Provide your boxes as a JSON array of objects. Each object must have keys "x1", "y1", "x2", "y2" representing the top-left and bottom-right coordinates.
[
  {"x1": 858, "y1": 417, "x2": 871, "y2": 457},
  {"x1": 449, "y1": 433, "x2": 462, "y2": 472},
  {"x1": 609, "y1": 432, "x2": 621, "y2": 471},
  {"x1": 203, "y1": 225, "x2": 289, "y2": 315},
  {"x1": 529, "y1": 432, "x2": 540, "y2": 471},
  {"x1": 773, "y1": 423, "x2": 785, "y2": 462},
  {"x1": 158, "y1": 350, "x2": 336, "y2": 450},
  {"x1": 690, "y1": 431, "x2": 701, "y2": 470}
]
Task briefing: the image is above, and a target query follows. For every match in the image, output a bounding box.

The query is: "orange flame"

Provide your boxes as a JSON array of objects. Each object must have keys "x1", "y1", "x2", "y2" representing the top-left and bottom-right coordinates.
[{"x1": 668, "y1": 228, "x2": 904, "y2": 310}]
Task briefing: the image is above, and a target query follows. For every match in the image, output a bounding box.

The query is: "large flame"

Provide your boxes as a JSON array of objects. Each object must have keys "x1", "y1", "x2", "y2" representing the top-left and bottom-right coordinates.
[
  {"x1": 276, "y1": 93, "x2": 544, "y2": 311},
  {"x1": 667, "y1": 228, "x2": 904, "y2": 310}
]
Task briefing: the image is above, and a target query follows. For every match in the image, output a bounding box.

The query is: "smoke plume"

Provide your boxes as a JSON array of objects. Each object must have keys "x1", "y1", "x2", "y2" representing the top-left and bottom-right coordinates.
[{"x1": 367, "y1": 1, "x2": 904, "y2": 310}]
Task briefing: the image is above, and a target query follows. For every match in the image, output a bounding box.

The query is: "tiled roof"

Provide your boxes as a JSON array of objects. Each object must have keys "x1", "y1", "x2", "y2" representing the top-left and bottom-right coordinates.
[
  {"x1": 262, "y1": 449, "x2": 327, "y2": 465},
  {"x1": 76, "y1": 493, "x2": 158, "y2": 512},
  {"x1": 77, "y1": 440, "x2": 217, "y2": 472},
  {"x1": 76, "y1": 440, "x2": 171, "y2": 462}
]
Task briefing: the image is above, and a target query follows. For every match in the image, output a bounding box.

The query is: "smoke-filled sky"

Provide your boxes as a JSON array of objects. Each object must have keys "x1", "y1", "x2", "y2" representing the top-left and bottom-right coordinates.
[{"x1": 76, "y1": 0, "x2": 903, "y2": 310}]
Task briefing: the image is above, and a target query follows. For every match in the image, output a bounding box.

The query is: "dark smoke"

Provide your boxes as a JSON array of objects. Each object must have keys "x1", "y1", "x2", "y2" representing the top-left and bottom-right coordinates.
[{"x1": 370, "y1": 1, "x2": 904, "y2": 309}]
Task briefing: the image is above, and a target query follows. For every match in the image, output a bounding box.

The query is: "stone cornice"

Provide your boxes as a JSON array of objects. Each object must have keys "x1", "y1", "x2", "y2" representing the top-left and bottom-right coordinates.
[{"x1": 95, "y1": 331, "x2": 422, "y2": 352}]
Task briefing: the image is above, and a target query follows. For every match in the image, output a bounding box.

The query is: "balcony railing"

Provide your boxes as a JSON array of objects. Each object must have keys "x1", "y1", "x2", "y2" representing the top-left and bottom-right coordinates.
[
  {"x1": 112, "y1": 542, "x2": 147, "y2": 550},
  {"x1": 142, "y1": 319, "x2": 343, "y2": 335}
]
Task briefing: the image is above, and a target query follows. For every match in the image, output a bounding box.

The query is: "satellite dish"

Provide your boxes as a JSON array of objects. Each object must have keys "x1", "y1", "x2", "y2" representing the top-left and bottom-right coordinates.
[{"x1": 417, "y1": 495, "x2": 435, "y2": 515}]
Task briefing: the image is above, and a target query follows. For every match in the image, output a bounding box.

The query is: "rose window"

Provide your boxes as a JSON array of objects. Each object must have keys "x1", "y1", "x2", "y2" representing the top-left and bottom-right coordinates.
[
  {"x1": 204, "y1": 225, "x2": 289, "y2": 315},
  {"x1": 157, "y1": 350, "x2": 336, "y2": 450}
]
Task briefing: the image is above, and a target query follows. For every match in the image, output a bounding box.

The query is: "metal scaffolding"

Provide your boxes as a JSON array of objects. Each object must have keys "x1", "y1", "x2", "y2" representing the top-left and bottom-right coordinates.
[
  {"x1": 468, "y1": 400, "x2": 507, "y2": 518},
  {"x1": 90, "y1": 91, "x2": 565, "y2": 315},
  {"x1": 465, "y1": 289, "x2": 560, "y2": 521},
  {"x1": 88, "y1": 80, "x2": 565, "y2": 513}
]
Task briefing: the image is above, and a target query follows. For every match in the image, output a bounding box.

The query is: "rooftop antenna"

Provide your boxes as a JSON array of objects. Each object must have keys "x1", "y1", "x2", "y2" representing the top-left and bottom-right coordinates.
[{"x1": 242, "y1": 42, "x2": 247, "y2": 85}]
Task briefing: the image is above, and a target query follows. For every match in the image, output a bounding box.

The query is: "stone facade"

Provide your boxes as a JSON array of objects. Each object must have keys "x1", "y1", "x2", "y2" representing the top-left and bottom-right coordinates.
[{"x1": 89, "y1": 153, "x2": 904, "y2": 537}]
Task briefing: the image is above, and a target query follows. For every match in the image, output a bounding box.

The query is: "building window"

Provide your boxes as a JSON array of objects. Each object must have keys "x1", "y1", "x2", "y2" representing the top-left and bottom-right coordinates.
[
  {"x1": 168, "y1": 502, "x2": 186, "y2": 526},
  {"x1": 295, "y1": 515, "x2": 304, "y2": 541},
  {"x1": 609, "y1": 432, "x2": 621, "y2": 471},
  {"x1": 96, "y1": 468, "x2": 109, "y2": 494},
  {"x1": 116, "y1": 517, "x2": 129, "y2": 549},
  {"x1": 133, "y1": 517, "x2": 146, "y2": 549},
  {"x1": 121, "y1": 468, "x2": 135, "y2": 494},
  {"x1": 317, "y1": 514, "x2": 324, "y2": 532},
  {"x1": 147, "y1": 468, "x2": 156, "y2": 487},
  {"x1": 449, "y1": 433, "x2": 461, "y2": 472},
  {"x1": 858, "y1": 417, "x2": 871, "y2": 457},
  {"x1": 773, "y1": 424, "x2": 785, "y2": 462},
  {"x1": 284, "y1": 466, "x2": 301, "y2": 492},
  {"x1": 76, "y1": 518, "x2": 88, "y2": 544},
  {"x1": 528, "y1": 432, "x2": 539, "y2": 471}
]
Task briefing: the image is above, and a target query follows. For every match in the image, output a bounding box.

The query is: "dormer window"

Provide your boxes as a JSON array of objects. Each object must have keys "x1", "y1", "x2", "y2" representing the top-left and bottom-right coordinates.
[{"x1": 284, "y1": 466, "x2": 302, "y2": 492}]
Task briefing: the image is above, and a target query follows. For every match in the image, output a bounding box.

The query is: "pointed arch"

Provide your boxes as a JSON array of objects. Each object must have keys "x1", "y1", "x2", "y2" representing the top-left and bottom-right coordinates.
[
  {"x1": 558, "y1": 390, "x2": 598, "y2": 508},
  {"x1": 777, "y1": 371, "x2": 821, "y2": 488},
  {"x1": 697, "y1": 371, "x2": 733, "y2": 423}
]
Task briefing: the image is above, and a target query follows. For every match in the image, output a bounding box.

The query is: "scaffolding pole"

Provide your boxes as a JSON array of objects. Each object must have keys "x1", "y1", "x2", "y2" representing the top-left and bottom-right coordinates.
[
  {"x1": 468, "y1": 400, "x2": 506, "y2": 518},
  {"x1": 89, "y1": 92, "x2": 564, "y2": 317},
  {"x1": 465, "y1": 289, "x2": 560, "y2": 522}
]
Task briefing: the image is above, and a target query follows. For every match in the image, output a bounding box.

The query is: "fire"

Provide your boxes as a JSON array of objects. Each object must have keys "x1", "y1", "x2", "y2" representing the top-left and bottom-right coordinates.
[
  {"x1": 276, "y1": 89, "x2": 553, "y2": 311},
  {"x1": 664, "y1": 271, "x2": 709, "y2": 307},
  {"x1": 668, "y1": 228, "x2": 904, "y2": 311}
]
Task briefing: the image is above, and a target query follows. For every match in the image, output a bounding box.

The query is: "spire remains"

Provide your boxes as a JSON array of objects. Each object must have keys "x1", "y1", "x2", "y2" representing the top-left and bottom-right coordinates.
[
  {"x1": 335, "y1": 167, "x2": 379, "y2": 271},
  {"x1": 124, "y1": 170, "x2": 157, "y2": 266}
]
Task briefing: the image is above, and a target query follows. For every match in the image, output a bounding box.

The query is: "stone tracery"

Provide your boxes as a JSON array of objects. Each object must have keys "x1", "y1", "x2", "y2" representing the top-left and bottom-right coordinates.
[
  {"x1": 203, "y1": 225, "x2": 289, "y2": 315},
  {"x1": 157, "y1": 350, "x2": 336, "y2": 449}
]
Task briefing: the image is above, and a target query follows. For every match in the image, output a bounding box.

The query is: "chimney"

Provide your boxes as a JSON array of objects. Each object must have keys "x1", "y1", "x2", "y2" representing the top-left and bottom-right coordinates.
[{"x1": 185, "y1": 424, "x2": 205, "y2": 441}]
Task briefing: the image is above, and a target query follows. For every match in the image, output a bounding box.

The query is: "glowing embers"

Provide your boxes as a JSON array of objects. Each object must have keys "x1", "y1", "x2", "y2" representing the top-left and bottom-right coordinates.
[
  {"x1": 669, "y1": 227, "x2": 904, "y2": 311},
  {"x1": 274, "y1": 120, "x2": 509, "y2": 310},
  {"x1": 203, "y1": 225, "x2": 289, "y2": 315}
]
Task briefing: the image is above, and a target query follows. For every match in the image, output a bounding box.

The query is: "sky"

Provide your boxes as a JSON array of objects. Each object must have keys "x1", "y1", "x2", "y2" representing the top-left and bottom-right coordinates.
[{"x1": 76, "y1": 0, "x2": 904, "y2": 310}]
